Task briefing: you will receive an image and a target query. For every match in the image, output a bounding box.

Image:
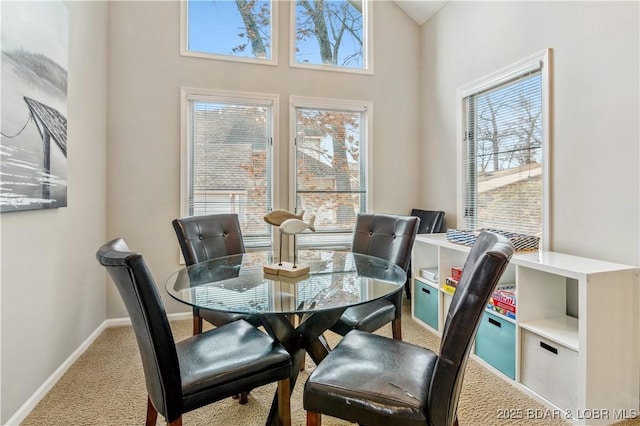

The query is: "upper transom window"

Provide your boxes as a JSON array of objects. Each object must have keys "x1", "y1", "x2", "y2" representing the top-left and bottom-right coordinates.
[
  {"x1": 181, "y1": 0, "x2": 278, "y2": 65},
  {"x1": 290, "y1": 0, "x2": 372, "y2": 74}
]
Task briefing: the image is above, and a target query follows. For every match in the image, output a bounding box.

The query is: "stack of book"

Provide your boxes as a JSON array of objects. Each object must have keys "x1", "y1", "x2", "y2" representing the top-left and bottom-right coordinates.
[
  {"x1": 442, "y1": 267, "x2": 463, "y2": 295},
  {"x1": 487, "y1": 284, "x2": 516, "y2": 319}
]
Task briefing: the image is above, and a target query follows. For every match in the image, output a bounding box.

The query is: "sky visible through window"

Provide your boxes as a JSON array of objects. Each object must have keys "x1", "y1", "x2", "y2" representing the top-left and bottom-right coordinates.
[
  {"x1": 188, "y1": 0, "x2": 272, "y2": 59},
  {"x1": 187, "y1": 0, "x2": 364, "y2": 68},
  {"x1": 294, "y1": 1, "x2": 363, "y2": 68}
]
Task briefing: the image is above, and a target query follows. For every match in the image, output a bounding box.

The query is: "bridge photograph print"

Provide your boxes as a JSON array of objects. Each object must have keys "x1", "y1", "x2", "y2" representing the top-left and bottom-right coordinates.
[{"x1": 1, "y1": 1, "x2": 68, "y2": 213}]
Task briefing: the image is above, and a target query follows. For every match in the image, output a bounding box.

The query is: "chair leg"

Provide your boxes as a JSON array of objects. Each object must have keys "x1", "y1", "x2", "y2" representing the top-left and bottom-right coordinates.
[
  {"x1": 193, "y1": 315, "x2": 203, "y2": 335},
  {"x1": 405, "y1": 278, "x2": 412, "y2": 300},
  {"x1": 392, "y1": 318, "x2": 402, "y2": 340},
  {"x1": 277, "y1": 378, "x2": 291, "y2": 426},
  {"x1": 167, "y1": 418, "x2": 182, "y2": 426},
  {"x1": 231, "y1": 389, "x2": 250, "y2": 403},
  {"x1": 146, "y1": 397, "x2": 158, "y2": 426},
  {"x1": 307, "y1": 411, "x2": 321, "y2": 426}
]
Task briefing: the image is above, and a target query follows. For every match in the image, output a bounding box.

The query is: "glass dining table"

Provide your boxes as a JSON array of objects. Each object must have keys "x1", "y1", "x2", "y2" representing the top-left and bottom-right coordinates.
[{"x1": 165, "y1": 249, "x2": 406, "y2": 426}]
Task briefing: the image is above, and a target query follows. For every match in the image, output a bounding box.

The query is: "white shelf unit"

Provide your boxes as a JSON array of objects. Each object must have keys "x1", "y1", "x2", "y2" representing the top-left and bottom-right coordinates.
[{"x1": 411, "y1": 233, "x2": 639, "y2": 425}]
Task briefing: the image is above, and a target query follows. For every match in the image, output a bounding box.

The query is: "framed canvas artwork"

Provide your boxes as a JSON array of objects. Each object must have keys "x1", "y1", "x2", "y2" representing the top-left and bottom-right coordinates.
[{"x1": 1, "y1": 1, "x2": 69, "y2": 212}]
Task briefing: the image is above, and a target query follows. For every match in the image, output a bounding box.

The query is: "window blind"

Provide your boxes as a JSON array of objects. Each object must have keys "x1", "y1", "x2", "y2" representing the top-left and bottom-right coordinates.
[
  {"x1": 464, "y1": 70, "x2": 543, "y2": 237},
  {"x1": 293, "y1": 105, "x2": 368, "y2": 249},
  {"x1": 188, "y1": 98, "x2": 273, "y2": 248}
]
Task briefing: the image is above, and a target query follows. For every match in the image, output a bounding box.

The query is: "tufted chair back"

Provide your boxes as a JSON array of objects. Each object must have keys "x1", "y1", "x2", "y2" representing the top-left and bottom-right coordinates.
[
  {"x1": 351, "y1": 213, "x2": 420, "y2": 272},
  {"x1": 172, "y1": 214, "x2": 245, "y2": 265},
  {"x1": 411, "y1": 209, "x2": 445, "y2": 234},
  {"x1": 96, "y1": 238, "x2": 183, "y2": 421},
  {"x1": 428, "y1": 231, "x2": 514, "y2": 426},
  {"x1": 172, "y1": 214, "x2": 260, "y2": 338}
]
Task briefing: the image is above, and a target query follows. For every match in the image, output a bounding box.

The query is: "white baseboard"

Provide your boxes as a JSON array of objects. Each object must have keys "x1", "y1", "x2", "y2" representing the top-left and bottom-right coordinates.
[
  {"x1": 105, "y1": 311, "x2": 192, "y2": 327},
  {"x1": 4, "y1": 312, "x2": 192, "y2": 426}
]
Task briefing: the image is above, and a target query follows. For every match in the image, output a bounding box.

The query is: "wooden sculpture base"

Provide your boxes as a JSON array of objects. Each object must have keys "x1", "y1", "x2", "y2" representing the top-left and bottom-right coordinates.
[{"x1": 263, "y1": 262, "x2": 310, "y2": 278}]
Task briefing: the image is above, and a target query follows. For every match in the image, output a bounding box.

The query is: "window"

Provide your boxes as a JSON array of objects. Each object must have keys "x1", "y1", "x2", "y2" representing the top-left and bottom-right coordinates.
[
  {"x1": 290, "y1": 96, "x2": 372, "y2": 249},
  {"x1": 181, "y1": 88, "x2": 277, "y2": 248},
  {"x1": 181, "y1": 0, "x2": 277, "y2": 65},
  {"x1": 290, "y1": 0, "x2": 372, "y2": 73},
  {"x1": 457, "y1": 50, "x2": 550, "y2": 248}
]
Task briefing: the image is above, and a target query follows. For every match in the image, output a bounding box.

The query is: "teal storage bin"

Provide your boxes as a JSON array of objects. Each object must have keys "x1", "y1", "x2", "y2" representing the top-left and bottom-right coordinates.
[
  {"x1": 414, "y1": 279, "x2": 439, "y2": 330},
  {"x1": 475, "y1": 311, "x2": 516, "y2": 379}
]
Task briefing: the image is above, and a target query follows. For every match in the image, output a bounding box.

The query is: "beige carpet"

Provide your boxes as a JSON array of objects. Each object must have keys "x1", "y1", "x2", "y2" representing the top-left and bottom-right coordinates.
[{"x1": 21, "y1": 301, "x2": 640, "y2": 426}]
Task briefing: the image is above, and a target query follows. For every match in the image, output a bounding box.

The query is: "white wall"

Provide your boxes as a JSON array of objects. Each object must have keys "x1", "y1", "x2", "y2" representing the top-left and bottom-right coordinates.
[
  {"x1": 106, "y1": 1, "x2": 421, "y2": 317},
  {"x1": 420, "y1": 1, "x2": 639, "y2": 265},
  {"x1": 0, "y1": 1, "x2": 108, "y2": 423}
]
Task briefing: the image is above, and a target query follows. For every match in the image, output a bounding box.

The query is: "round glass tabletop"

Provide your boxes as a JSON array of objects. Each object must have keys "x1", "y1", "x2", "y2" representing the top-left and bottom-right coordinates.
[{"x1": 165, "y1": 250, "x2": 406, "y2": 315}]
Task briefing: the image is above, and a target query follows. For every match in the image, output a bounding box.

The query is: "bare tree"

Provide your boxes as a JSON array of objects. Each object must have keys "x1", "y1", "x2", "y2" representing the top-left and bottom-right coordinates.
[
  {"x1": 477, "y1": 96, "x2": 510, "y2": 172},
  {"x1": 296, "y1": 0, "x2": 363, "y2": 66},
  {"x1": 297, "y1": 110, "x2": 360, "y2": 225},
  {"x1": 229, "y1": 0, "x2": 271, "y2": 57},
  {"x1": 510, "y1": 95, "x2": 542, "y2": 165},
  {"x1": 228, "y1": 0, "x2": 363, "y2": 66},
  {"x1": 475, "y1": 88, "x2": 541, "y2": 173}
]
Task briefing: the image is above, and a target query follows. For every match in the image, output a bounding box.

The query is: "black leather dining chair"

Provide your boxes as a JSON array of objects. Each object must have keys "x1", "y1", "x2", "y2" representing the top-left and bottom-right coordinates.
[
  {"x1": 329, "y1": 213, "x2": 420, "y2": 341},
  {"x1": 405, "y1": 209, "x2": 445, "y2": 300},
  {"x1": 304, "y1": 231, "x2": 513, "y2": 426},
  {"x1": 96, "y1": 238, "x2": 292, "y2": 426},
  {"x1": 172, "y1": 214, "x2": 262, "y2": 335},
  {"x1": 173, "y1": 214, "x2": 265, "y2": 404}
]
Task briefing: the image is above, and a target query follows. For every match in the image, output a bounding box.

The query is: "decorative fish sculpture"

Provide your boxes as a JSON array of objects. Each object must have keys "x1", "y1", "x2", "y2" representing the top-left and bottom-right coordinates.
[
  {"x1": 263, "y1": 209, "x2": 305, "y2": 226},
  {"x1": 279, "y1": 215, "x2": 316, "y2": 235}
]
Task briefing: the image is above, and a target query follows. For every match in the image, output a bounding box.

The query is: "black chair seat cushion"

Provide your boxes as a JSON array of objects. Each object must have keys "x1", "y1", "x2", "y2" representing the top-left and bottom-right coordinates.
[
  {"x1": 329, "y1": 299, "x2": 395, "y2": 336},
  {"x1": 178, "y1": 320, "x2": 291, "y2": 411},
  {"x1": 304, "y1": 330, "x2": 437, "y2": 426}
]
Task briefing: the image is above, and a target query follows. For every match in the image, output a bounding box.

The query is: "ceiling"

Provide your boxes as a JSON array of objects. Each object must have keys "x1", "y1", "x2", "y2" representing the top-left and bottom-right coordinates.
[{"x1": 393, "y1": 1, "x2": 447, "y2": 25}]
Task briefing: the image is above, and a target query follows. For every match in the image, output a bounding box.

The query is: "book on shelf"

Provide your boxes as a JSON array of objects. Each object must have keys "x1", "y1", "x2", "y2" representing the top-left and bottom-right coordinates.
[
  {"x1": 487, "y1": 285, "x2": 516, "y2": 318},
  {"x1": 420, "y1": 267, "x2": 438, "y2": 282},
  {"x1": 445, "y1": 277, "x2": 458, "y2": 288},
  {"x1": 486, "y1": 303, "x2": 516, "y2": 320},
  {"x1": 490, "y1": 288, "x2": 516, "y2": 308},
  {"x1": 450, "y1": 266, "x2": 463, "y2": 281},
  {"x1": 490, "y1": 298, "x2": 516, "y2": 313},
  {"x1": 443, "y1": 277, "x2": 458, "y2": 295}
]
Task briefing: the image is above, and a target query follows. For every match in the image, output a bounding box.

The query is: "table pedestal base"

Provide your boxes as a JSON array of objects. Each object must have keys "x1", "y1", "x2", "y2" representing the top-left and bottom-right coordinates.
[{"x1": 261, "y1": 308, "x2": 346, "y2": 426}]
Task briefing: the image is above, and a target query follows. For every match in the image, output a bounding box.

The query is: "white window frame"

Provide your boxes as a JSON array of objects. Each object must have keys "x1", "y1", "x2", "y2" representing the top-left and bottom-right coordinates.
[
  {"x1": 289, "y1": 95, "x2": 373, "y2": 250},
  {"x1": 456, "y1": 49, "x2": 551, "y2": 250},
  {"x1": 180, "y1": 0, "x2": 278, "y2": 66},
  {"x1": 180, "y1": 87, "x2": 280, "y2": 250},
  {"x1": 289, "y1": 0, "x2": 373, "y2": 75}
]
